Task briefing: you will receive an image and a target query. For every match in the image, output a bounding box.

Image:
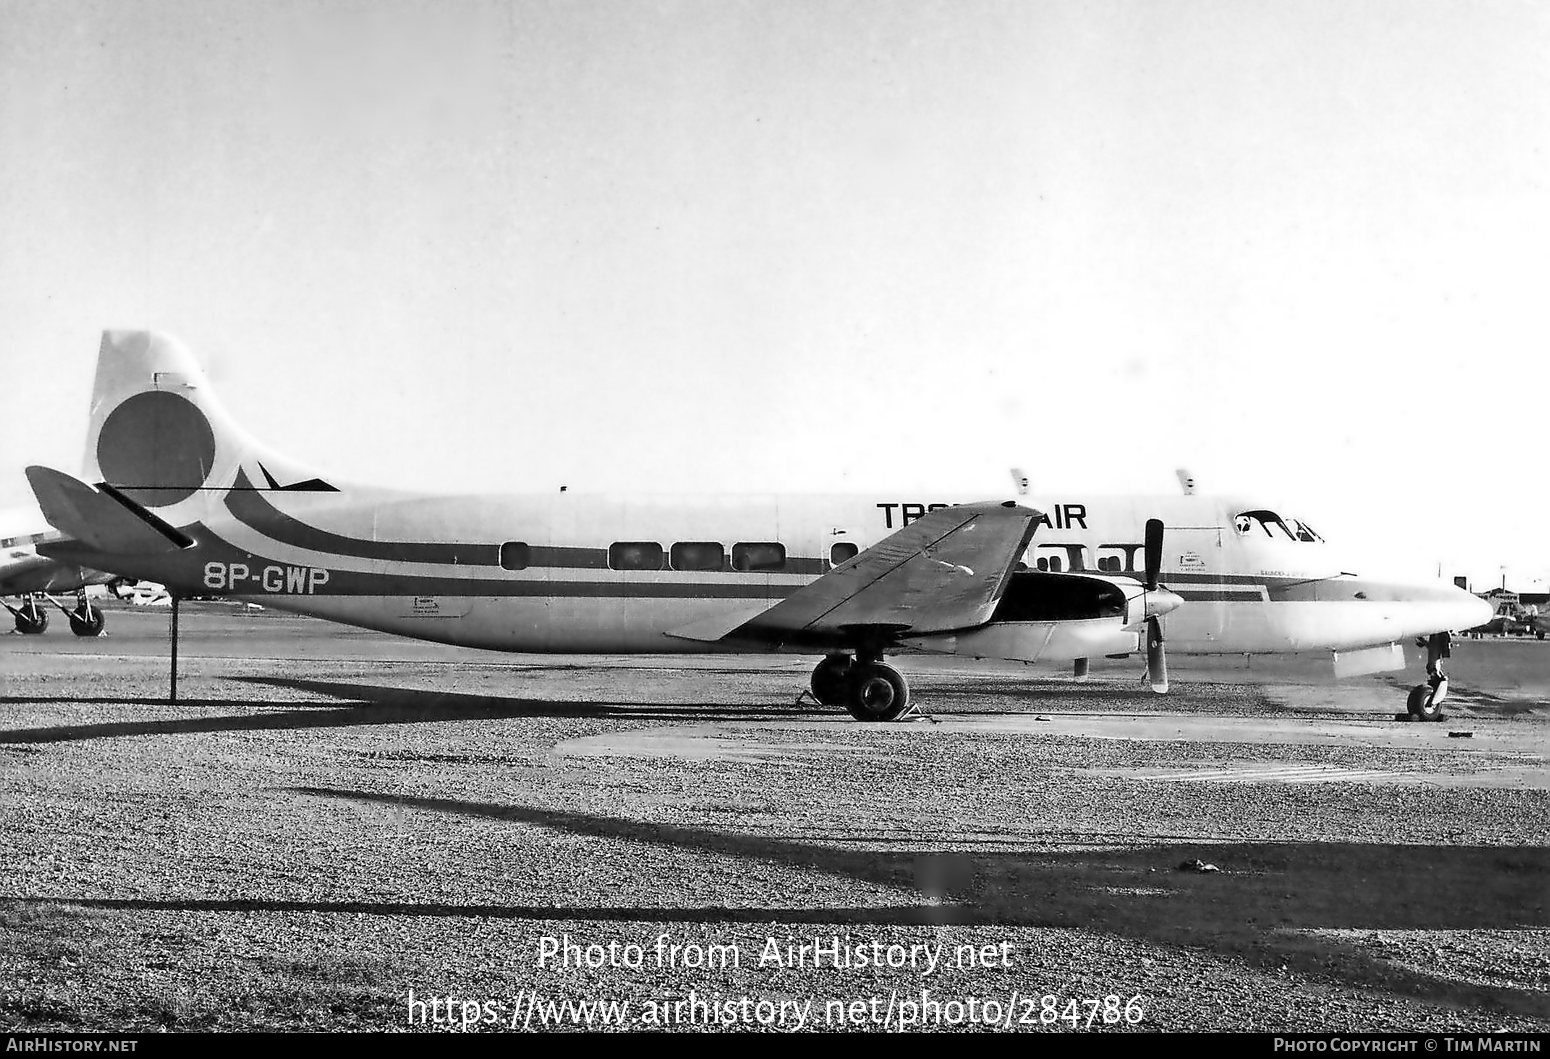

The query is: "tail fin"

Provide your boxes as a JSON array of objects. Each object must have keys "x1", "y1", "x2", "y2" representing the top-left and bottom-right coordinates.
[{"x1": 82, "y1": 331, "x2": 336, "y2": 521}]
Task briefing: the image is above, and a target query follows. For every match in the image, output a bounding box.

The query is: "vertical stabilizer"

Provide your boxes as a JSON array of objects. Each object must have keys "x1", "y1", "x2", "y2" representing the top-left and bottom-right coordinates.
[{"x1": 81, "y1": 331, "x2": 336, "y2": 524}]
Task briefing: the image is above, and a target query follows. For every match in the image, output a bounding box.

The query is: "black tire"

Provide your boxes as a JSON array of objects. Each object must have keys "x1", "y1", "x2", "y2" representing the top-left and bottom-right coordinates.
[
  {"x1": 810, "y1": 654, "x2": 853, "y2": 707},
  {"x1": 1407, "y1": 683, "x2": 1445, "y2": 722},
  {"x1": 14, "y1": 602, "x2": 48, "y2": 635},
  {"x1": 1538, "y1": 631, "x2": 1545, "y2": 641},
  {"x1": 69, "y1": 605, "x2": 105, "y2": 637},
  {"x1": 844, "y1": 662, "x2": 910, "y2": 722}
]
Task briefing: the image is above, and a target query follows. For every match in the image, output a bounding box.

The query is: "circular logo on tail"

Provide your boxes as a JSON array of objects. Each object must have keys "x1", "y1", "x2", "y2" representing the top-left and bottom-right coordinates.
[{"x1": 96, "y1": 391, "x2": 217, "y2": 506}]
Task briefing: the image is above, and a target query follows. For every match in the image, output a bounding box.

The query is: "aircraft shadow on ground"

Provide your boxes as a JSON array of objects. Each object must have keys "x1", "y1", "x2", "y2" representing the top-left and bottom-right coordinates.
[
  {"x1": 275, "y1": 786, "x2": 1545, "y2": 1018},
  {"x1": 10, "y1": 897, "x2": 938, "y2": 925},
  {"x1": 4, "y1": 784, "x2": 1545, "y2": 1018},
  {"x1": 0, "y1": 678, "x2": 818, "y2": 745},
  {"x1": 1434, "y1": 687, "x2": 1545, "y2": 716},
  {"x1": 13, "y1": 786, "x2": 1544, "y2": 1017}
]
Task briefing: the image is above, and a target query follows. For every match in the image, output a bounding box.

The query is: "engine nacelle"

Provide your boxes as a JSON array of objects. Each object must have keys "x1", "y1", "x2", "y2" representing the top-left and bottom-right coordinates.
[
  {"x1": 991, "y1": 571, "x2": 1129, "y2": 623},
  {"x1": 898, "y1": 571, "x2": 1180, "y2": 663},
  {"x1": 990, "y1": 570, "x2": 1182, "y2": 629},
  {"x1": 904, "y1": 617, "x2": 1138, "y2": 663}
]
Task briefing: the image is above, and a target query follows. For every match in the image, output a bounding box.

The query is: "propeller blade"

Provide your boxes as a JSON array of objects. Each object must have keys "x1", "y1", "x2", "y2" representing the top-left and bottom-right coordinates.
[
  {"x1": 1146, "y1": 615, "x2": 1169, "y2": 694},
  {"x1": 1144, "y1": 518, "x2": 1164, "y2": 590}
]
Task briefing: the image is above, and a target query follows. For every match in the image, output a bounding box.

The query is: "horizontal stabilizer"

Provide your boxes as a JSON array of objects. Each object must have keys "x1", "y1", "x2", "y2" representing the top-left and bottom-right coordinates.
[
  {"x1": 726, "y1": 501, "x2": 1040, "y2": 649},
  {"x1": 25, "y1": 466, "x2": 192, "y2": 556}
]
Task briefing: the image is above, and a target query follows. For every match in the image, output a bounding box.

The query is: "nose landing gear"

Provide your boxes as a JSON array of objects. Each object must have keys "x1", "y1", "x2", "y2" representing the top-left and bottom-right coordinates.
[
  {"x1": 1405, "y1": 632, "x2": 1451, "y2": 722},
  {"x1": 809, "y1": 650, "x2": 914, "y2": 722}
]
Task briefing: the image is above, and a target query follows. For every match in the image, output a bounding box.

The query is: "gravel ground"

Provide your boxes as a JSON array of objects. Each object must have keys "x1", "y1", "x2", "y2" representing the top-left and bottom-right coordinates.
[{"x1": 0, "y1": 607, "x2": 1546, "y2": 1033}]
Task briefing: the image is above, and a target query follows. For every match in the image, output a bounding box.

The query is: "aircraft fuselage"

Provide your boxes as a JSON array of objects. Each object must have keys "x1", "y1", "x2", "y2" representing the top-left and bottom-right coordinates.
[{"x1": 49, "y1": 483, "x2": 1485, "y2": 661}]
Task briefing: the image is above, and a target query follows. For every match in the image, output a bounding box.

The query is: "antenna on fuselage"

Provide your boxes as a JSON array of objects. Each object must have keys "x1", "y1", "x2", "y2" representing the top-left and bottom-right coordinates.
[{"x1": 1176, "y1": 468, "x2": 1197, "y2": 495}]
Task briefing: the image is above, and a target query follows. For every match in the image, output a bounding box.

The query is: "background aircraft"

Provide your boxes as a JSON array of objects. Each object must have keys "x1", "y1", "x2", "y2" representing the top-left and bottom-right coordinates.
[
  {"x1": 0, "y1": 509, "x2": 122, "y2": 635},
  {"x1": 121, "y1": 581, "x2": 173, "y2": 606},
  {"x1": 1464, "y1": 589, "x2": 1549, "y2": 640},
  {"x1": 26, "y1": 331, "x2": 1487, "y2": 722}
]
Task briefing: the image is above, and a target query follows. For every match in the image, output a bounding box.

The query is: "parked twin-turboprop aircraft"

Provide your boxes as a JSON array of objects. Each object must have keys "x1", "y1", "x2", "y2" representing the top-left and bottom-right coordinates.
[{"x1": 24, "y1": 332, "x2": 1489, "y2": 722}]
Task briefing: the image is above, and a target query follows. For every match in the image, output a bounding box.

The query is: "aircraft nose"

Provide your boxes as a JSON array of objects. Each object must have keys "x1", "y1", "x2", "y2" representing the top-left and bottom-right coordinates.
[
  {"x1": 1146, "y1": 586, "x2": 1185, "y2": 620},
  {"x1": 1454, "y1": 589, "x2": 1494, "y2": 633}
]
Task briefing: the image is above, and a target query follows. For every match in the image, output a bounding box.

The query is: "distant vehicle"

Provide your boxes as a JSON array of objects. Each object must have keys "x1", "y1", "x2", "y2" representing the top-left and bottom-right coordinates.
[
  {"x1": 1470, "y1": 615, "x2": 1526, "y2": 636},
  {"x1": 1524, "y1": 607, "x2": 1549, "y2": 641}
]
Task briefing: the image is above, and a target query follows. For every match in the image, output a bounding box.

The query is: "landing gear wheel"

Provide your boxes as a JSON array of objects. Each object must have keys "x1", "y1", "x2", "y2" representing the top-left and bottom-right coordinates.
[
  {"x1": 68, "y1": 604, "x2": 104, "y2": 637},
  {"x1": 1405, "y1": 631, "x2": 1451, "y2": 722},
  {"x1": 810, "y1": 654, "x2": 854, "y2": 707},
  {"x1": 14, "y1": 600, "x2": 47, "y2": 635},
  {"x1": 1407, "y1": 683, "x2": 1445, "y2": 722},
  {"x1": 845, "y1": 662, "x2": 910, "y2": 722}
]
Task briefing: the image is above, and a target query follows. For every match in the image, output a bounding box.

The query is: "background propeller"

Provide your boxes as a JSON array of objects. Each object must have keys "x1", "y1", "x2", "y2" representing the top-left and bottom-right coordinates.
[{"x1": 1144, "y1": 517, "x2": 1169, "y2": 694}]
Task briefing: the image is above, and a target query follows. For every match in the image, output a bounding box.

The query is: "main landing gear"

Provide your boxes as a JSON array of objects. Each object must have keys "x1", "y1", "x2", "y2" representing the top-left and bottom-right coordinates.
[
  {"x1": 3, "y1": 592, "x2": 105, "y2": 637},
  {"x1": 6, "y1": 595, "x2": 49, "y2": 634},
  {"x1": 67, "y1": 592, "x2": 105, "y2": 637},
  {"x1": 1405, "y1": 631, "x2": 1451, "y2": 722},
  {"x1": 810, "y1": 651, "x2": 914, "y2": 722}
]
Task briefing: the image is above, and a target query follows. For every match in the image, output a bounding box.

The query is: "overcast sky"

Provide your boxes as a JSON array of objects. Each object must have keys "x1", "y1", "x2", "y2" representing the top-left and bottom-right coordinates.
[{"x1": 2, "y1": 0, "x2": 1546, "y2": 588}]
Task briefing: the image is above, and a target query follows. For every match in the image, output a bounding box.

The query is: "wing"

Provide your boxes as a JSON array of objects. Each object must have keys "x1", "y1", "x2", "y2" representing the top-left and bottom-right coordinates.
[{"x1": 676, "y1": 501, "x2": 1040, "y2": 651}]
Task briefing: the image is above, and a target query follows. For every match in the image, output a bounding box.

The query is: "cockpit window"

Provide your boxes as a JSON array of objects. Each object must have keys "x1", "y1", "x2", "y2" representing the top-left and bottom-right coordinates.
[
  {"x1": 1232, "y1": 509, "x2": 1300, "y2": 541},
  {"x1": 1290, "y1": 518, "x2": 1324, "y2": 543}
]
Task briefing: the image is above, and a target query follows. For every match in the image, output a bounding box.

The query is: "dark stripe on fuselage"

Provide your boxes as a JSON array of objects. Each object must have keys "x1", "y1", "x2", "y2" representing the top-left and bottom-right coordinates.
[
  {"x1": 61, "y1": 516, "x2": 1447, "y2": 608},
  {"x1": 221, "y1": 469, "x2": 830, "y2": 574},
  {"x1": 225, "y1": 469, "x2": 501, "y2": 566},
  {"x1": 43, "y1": 529, "x2": 805, "y2": 600}
]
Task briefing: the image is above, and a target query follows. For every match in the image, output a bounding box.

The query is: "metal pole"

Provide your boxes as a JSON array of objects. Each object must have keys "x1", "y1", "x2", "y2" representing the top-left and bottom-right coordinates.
[{"x1": 170, "y1": 596, "x2": 179, "y2": 704}]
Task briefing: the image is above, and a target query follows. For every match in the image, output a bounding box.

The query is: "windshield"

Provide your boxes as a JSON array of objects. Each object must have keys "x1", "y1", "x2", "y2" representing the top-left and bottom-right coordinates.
[
  {"x1": 1232, "y1": 509, "x2": 1302, "y2": 542},
  {"x1": 1289, "y1": 518, "x2": 1324, "y2": 543},
  {"x1": 1232, "y1": 510, "x2": 1327, "y2": 543}
]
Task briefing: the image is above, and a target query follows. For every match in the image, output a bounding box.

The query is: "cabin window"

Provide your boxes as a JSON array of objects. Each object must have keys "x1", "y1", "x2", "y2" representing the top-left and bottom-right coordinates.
[
  {"x1": 499, "y1": 542, "x2": 531, "y2": 571},
  {"x1": 732, "y1": 542, "x2": 786, "y2": 572},
  {"x1": 830, "y1": 542, "x2": 859, "y2": 566},
  {"x1": 670, "y1": 541, "x2": 724, "y2": 571},
  {"x1": 1034, "y1": 544, "x2": 1079, "y2": 572},
  {"x1": 1096, "y1": 544, "x2": 1143, "y2": 572},
  {"x1": 609, "y1": 541, "x2": 664, "y2": 570}
]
